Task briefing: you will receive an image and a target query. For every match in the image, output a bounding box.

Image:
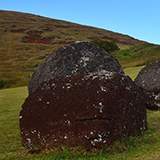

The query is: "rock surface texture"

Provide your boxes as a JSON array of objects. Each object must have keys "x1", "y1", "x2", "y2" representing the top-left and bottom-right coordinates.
[
  {"x1": 20, "y1": 71, "x2": 147, "y2": 150},
  {"x1": 28, "y1": 41, "x2": 124, "y2": 94},
  {"x1": 134, "y1": 61, "x2": 160, "y2": 110}
]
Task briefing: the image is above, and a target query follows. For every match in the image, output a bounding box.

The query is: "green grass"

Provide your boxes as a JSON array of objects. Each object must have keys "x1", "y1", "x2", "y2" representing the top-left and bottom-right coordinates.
[
  {"x1": 0, "y1": 87, "x2": 28, "y2": 159},
  {"x1": 0, "y1": 66, "x2": 160, "y2": 159},
  {"x1": 112, "y1": 43, "x2": 160, "y2": 68},
  {"x1": 123, "y1": 65, "x2": 145, "y2": 80}
]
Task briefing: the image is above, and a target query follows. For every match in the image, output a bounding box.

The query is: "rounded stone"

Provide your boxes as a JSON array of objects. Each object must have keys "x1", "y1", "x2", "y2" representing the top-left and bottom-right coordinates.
[
  {"x1": 134, "y1": 61, "x2": 160, "y2": 110},
  {"x1": 20, "y1": 71, "x2": 147, "y2": 150},
  {"x1": 28, "y1": 41, "x2": 124, "y2": 94}
]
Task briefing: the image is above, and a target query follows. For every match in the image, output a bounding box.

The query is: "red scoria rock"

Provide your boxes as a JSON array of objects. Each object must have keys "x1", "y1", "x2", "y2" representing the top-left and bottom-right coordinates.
[{"x1": 20, "y1": 71, "x2": 147, "y2": 150}]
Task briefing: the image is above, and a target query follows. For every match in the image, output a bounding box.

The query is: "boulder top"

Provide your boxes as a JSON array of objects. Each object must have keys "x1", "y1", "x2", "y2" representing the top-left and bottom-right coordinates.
[
  {"x1": 28, "y1": 41, "x2": 124, "y2": 94},
  {"x1": 134, "y1": 61, "x2": 160, "y2": 92}
]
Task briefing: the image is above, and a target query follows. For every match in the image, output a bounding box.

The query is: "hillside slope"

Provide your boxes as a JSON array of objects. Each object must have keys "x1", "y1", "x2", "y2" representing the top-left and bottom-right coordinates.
[
  {"x1": 0, "y1": 10, "x2": 159, "y2": 88},
  {"x1": 113, "y1": 43, "x2": 160, "y2": 68}
]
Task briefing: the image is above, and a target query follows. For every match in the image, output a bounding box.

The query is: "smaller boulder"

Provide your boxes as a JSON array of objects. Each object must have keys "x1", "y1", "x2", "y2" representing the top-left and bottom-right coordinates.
[{"x1": 134, "y1": 61, "x2": 160, "y2": 110}]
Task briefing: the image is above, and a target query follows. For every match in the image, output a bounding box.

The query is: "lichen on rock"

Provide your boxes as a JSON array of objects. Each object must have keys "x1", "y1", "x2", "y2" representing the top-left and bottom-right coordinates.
[{"x1": 28, "y1": 41, "x2": 124, "y2": 94}]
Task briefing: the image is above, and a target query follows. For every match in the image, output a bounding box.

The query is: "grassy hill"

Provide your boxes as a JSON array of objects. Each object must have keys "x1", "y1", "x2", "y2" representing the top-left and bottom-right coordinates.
[
  {"x1": 0, "y1": 10, "x2": 160, "y2": 88},
  {"x1": 113, "y1": 43, "x2": 160, "y2": 68}
]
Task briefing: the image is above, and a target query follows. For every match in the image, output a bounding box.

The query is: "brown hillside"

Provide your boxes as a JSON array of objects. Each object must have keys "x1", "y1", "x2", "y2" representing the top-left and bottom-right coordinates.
[
  {"x1": 0, "y1": 10, "x2": 143, "y2": 45},
  {"x1": 0, "y1": 10, "x2": 144, "y2": 87}
]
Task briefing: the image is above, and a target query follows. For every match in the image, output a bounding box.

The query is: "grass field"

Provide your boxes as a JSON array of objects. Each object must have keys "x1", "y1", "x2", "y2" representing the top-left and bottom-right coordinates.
[
  {"x1": 113, "y1": 43, "x2": 160, "y2": 68},
  {"x1": 0, "y1": 67, "x2": 160, "y2": 160},
  {"x1": 123, "y1": 66, "x2": 145, "y2": 80}
]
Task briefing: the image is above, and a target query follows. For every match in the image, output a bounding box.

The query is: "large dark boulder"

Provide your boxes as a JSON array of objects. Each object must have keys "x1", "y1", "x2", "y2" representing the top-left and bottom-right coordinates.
[
  {"x1": 28, "y1": 41, "x2": 124, "y2": 94},
  {"x1": 134, "y1": 61, "x2": 160, "y2": 110},
  {"x1": 20, "y1": 71, "x2": 147, "y2": 150}
]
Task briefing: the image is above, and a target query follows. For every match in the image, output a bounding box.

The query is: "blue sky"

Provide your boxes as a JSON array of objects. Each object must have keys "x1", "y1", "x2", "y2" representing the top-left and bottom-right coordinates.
[{"x1": 1, "y1": 0, "x2": 160, "y2": 44}]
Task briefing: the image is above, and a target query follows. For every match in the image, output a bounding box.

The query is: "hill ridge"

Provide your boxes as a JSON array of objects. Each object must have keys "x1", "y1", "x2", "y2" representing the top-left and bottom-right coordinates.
[
  {"x1": 0, "y1": 10, "x2": 143, "y2": 46},
  {"x1": 0, "y1": 10, "x2": 159, "y2": 88}
]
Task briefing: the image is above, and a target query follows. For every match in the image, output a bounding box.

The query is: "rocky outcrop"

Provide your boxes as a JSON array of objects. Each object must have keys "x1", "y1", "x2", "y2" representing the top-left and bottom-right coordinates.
[
  {"x1": 28, "y1": 41, "x2": 124, "y2": 94},
  {"x1": 20, "y1": 71, "x2": 147, "y2": 151},
  {"x1": 134, "y1": 61, "x2": 160, "y2": 110}
]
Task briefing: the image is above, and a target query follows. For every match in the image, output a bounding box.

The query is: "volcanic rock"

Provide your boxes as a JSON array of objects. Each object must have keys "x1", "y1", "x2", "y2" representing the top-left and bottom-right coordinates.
[
  {"x1": 28, "y1": 41, "x2": 124, "y2": 94},
  {"x1": 20, "y1": 71, "x2": 147, "y2": 150},
  {"x1": 134, "y1": 61, "x2": 160, "y2": 110}
]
